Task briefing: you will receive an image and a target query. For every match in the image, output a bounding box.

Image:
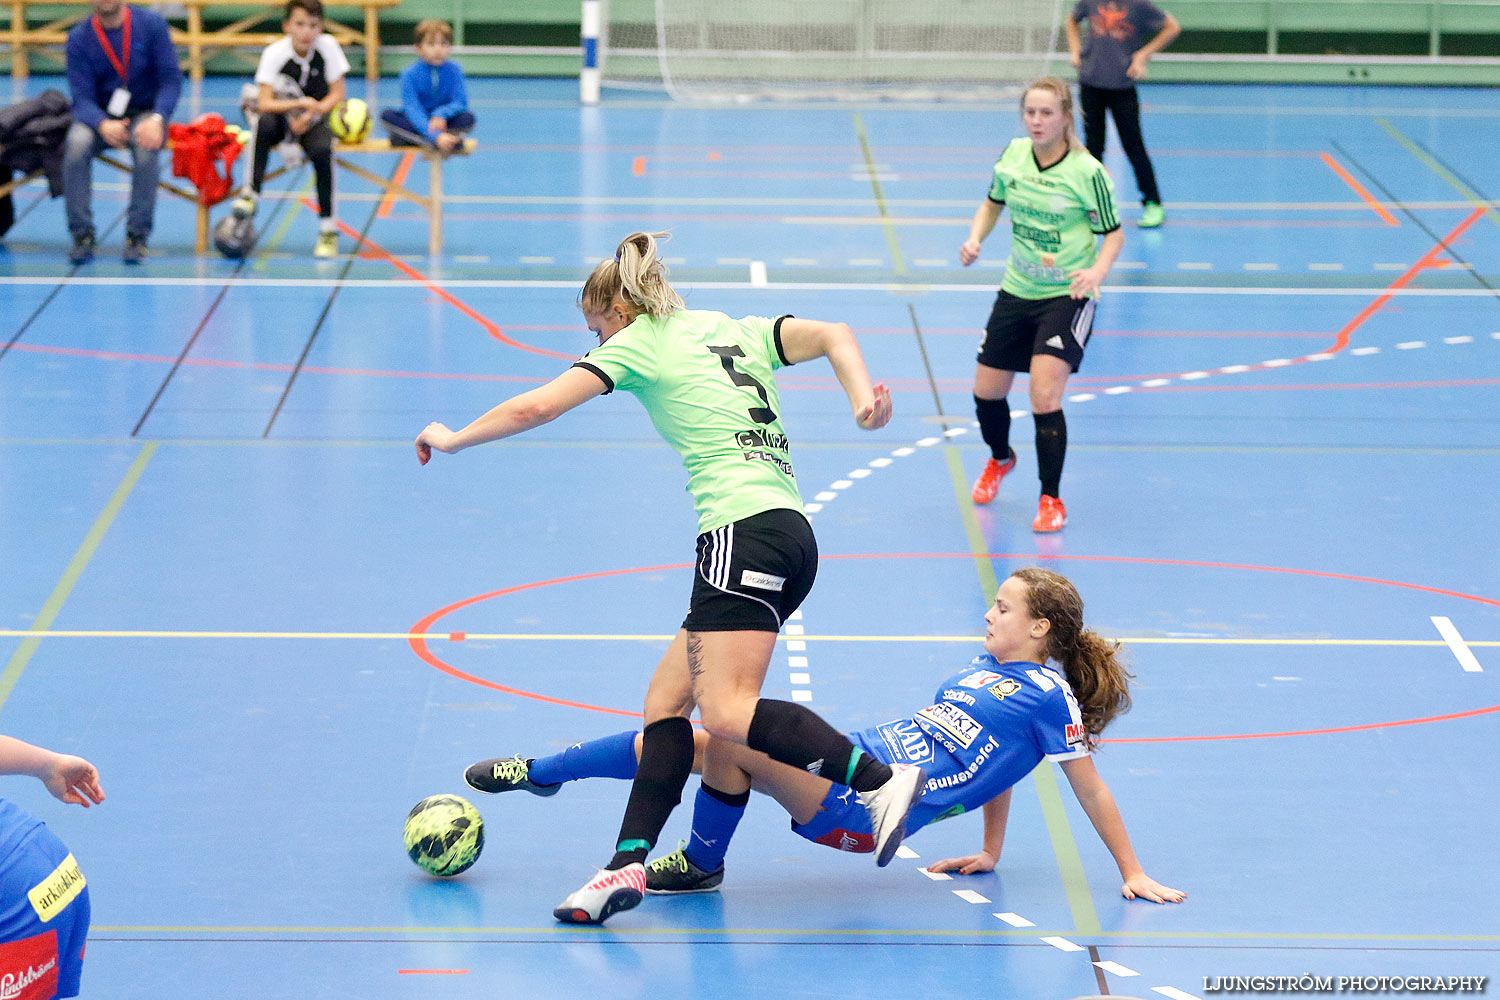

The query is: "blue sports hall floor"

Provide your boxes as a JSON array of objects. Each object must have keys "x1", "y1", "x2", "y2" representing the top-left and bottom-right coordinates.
[{"x1": 1, "y1": 76, "x2": 1497, "y2": 999}]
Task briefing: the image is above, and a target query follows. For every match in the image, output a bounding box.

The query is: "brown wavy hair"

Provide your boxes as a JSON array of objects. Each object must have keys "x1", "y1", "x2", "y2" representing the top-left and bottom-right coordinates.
[
  {"x1": 577, "y1": 231, "x2": 685, "y2": 320},
  {"x1": 1021, "y1": 76, "x2": 1085, "y2": 152},
  {"x1": 1011, "y1": 567, "x2": 1131, "y2": 748}
]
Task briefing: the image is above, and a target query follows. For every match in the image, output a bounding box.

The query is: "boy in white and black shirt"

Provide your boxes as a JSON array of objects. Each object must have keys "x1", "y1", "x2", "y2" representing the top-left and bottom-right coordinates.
[{"x1": 233, "y1": 0, "x2": 347, "y2": 257}]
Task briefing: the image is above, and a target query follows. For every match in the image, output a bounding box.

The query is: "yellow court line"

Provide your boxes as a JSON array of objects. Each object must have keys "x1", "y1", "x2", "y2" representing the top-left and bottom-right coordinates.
[{"x1": 0, "y1": 630, "x2": 1494, "y2": 647}]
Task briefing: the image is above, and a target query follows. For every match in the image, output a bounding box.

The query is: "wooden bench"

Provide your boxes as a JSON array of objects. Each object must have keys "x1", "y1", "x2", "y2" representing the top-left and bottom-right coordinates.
[
  {"x1": 3, "y1": 136, "x2": 473, "y2": 256},
  {"x1": 333, "y1": 137, "x2": 475, "y2": 256},
  {"x1": 4, "y1": 0, "x2": 400, "y2": 83}
]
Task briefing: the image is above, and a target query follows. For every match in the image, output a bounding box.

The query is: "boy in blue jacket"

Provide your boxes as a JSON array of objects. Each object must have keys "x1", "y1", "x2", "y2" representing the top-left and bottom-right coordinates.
[{"x1": 381, "y1": 20, "x2": 474, "y2": 153}]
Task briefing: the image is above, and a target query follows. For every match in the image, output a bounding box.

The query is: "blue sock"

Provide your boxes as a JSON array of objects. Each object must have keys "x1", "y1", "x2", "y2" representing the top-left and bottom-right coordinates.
[
  {"x1": 682, "y1": 783, "x2": 748, "y2": 873},
  {"x1": 527, "y1": 730, "x2": 639, "y2": 786}
]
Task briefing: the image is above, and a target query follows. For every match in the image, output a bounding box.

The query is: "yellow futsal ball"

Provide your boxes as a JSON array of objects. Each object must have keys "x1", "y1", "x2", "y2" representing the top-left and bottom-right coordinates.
[
  {"x1": 403, "y1": 794, "x2": 484, "y2": 876},
  {"x1": 329, "y1": 98, "x2": 372, "y2": 143}
]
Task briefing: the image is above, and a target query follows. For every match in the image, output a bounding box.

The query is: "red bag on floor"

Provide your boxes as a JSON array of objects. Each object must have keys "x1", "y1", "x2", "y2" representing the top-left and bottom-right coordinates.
[{"x1": 169, "y1": 113, "x2": 243, "y2": 206}]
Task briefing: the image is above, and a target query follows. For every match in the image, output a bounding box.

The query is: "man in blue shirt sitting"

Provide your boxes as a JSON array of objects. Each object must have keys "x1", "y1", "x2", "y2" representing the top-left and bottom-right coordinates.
[
  {"x1": 380, "y1": 19, "x2": 475, "y2": 154},
  {"x1": 63, "y1": 0, "x2": 181, "y2": 263}
]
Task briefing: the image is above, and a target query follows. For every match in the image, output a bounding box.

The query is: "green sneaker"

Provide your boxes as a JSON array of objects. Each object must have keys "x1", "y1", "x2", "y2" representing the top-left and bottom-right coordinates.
[
  {"x1": 1139, "y1": 202, "x2": 1165, "y2": 228},
  {"x1": 463, "y1": 755, "x2": 561, "y2": 796},
  {"x1": 646, "y1": 843, "x2": 724, "y2": 895}
]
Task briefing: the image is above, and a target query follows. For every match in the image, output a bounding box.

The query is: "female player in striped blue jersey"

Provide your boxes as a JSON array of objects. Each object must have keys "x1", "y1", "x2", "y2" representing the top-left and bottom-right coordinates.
[
  {"x1": 416, "y1": 232, "x2": 925, "y2": 925},
  {"x1": 960, "y1": 76, "x2": 1125, "y2": 533},
  {"x1": 468, "y1": 567, "x2": 1184, "y2": 905},
  {"x1": 0, "y1": 736, "x2": 103, "y2": 999}
]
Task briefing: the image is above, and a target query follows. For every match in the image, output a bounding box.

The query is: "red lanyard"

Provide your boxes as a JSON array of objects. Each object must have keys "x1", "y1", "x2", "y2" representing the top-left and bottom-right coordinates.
[{"x1": 92, "y1": 7, "x2": 132, "y2": 84}]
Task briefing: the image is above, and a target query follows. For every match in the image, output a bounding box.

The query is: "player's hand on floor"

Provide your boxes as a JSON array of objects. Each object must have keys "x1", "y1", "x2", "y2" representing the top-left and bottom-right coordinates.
[
  {"x1": 1122, "y1": 873, "x2": 1185, "y2": 903},
  {"x1": 925, "y1": 850, "x2": 996, "y2": 875},
  {"x1": 46, "y1": 755, "x2": 104, "y2": 807},
  {"x1": 855, "y1": 383, "x2": 891, "y2": 430},
  {"x1": 416, "y1": 422, "x2": 458, "y2": 464}
]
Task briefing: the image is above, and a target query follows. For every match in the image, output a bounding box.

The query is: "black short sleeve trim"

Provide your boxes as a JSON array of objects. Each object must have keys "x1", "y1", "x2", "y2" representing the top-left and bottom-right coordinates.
[
  {"x1": 1091, "y1": 223, "x2": 1122, "y2": 236},
  {"x1": 773, "y1": 314, "x2": 795, "y2": 366},
  {"x1": 987, "y1": 196, "x2": 1005, "y2": 206},
  {"x1": 571, "y1": 361, "x2": 614, "y2": 394}
]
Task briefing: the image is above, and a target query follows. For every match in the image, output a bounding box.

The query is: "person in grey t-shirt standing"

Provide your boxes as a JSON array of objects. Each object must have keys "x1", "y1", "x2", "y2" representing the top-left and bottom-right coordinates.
[{"x1": 1066, "y1": 0, "x2": 1179, "y2": 228}]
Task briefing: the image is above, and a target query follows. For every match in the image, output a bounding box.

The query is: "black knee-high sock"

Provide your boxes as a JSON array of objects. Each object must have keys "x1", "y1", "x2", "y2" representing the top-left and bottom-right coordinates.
[
  {"x1": 974, "y1": 396, "x2": 1013, "y2": 462},
  {"x1": 747, "y1": 699, "x2": 892, "y2": 793},
  {"x1": 609, "y1": 716, "x2": 694, "y2": 869},
  {"x1": 1034, "y1": 409, "x2": 1067, "y2": 497}
]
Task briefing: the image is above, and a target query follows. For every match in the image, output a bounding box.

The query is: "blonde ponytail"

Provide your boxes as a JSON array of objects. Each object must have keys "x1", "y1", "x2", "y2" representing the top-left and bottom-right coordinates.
[
  {"x1": 577, "y1": 231, "x2": 685, "y2": 319},
  {"x1": 1010, "y1": 567, "x2": 1133, "y2": 749}
]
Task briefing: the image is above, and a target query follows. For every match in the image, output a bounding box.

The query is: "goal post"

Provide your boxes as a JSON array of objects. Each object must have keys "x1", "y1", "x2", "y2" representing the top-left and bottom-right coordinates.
[{"x1": 587, "y1": 0, "x2": 1068, "y2": 102}]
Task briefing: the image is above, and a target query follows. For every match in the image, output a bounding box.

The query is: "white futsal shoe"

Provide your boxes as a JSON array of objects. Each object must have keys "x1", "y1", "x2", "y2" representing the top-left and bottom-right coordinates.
[
  {"x1": 553, "y1": 863, "x2": 646, "y2": 925},
  {"x1": 858, "y1": 763, "x2": 927, "y2": 867}
]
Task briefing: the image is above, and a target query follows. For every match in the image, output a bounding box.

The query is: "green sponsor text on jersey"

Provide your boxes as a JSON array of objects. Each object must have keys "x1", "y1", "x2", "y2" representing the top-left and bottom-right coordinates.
[
  {"x1": 574, "y1": 310, "x2": 803, "y2": 533},
  {"x1": 987, "y1": 139, "x2": 1120, "y2": 299}
]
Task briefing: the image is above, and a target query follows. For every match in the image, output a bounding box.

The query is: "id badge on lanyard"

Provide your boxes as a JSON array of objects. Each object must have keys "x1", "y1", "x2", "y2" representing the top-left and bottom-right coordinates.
[{"x1": 94, "y1": 8, "x2": 133, "y2": 117}]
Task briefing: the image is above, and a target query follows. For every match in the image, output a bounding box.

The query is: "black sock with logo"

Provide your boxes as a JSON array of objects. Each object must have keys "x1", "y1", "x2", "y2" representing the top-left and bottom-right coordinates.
[
  {"x1": 1034, "y1": 408, "x2": 1067, "y2": 497},
  {"x1": 608, "y1": 716, "x2": 694, "y2": 869},
  {"x1": 975, "y1": 396, "x2": 1013, "y2": 461},
  {"x1": 746, "y1": 698, "x2": 893, "y2": 793}
]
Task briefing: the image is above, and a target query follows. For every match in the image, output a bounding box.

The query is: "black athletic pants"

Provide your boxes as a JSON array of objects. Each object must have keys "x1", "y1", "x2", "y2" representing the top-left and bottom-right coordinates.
[{"x1": 1079, "y1": 82, "x2": 1161, "y2": 205}]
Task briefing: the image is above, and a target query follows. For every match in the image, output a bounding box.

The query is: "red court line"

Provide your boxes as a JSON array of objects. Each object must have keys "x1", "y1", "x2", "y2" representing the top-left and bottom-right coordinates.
[
  {"x1": 631, "y1": 155, "x2": 646, "y2": 176},
  {"x1": 409, "y1": 554, "x2": 1497, "y2": 738},
  {"x1": 1103, "y1": 702, "x2": 1500, "y2": 745},
  {"x1": 1318, "y1": 206, "x2": 1485, "y2": 356},
  {"x1": 1318, "y1": 152, "x2": 1400, "y2": 227},
  {"x1": 302, "y1": 196, "x2": 575, "y2": 361},
  {"x1": 397, "y1": 969, "x2": 468, "y2": 975},
  {"x1": 377, "y1": 151, "x2": 417, "y2": 218},
  {"x1": 6, "y1": 342, "x2": 549, "y2": 384}
]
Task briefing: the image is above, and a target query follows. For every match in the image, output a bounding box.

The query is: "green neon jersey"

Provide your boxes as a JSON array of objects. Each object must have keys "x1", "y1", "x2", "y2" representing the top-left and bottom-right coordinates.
[
  {"x1": 573, "y1": 310, "x2": 802, "y2": 533},
  {"x1": 987, "y1": 138, "x2": 1121, "y2": 299}
]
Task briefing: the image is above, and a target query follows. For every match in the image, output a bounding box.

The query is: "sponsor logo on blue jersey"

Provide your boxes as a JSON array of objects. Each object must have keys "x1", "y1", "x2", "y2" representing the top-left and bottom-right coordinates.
[
  {"x1": 941, "y1": 689, "x2": 977, "y2": 707},
  {"x1": 989, "y1": 677, "x2": 1022, "y2": 701},
  {"x1": 915, "y1": 702, "x2": 984, "y2": 750},
  {"x1": 875, "y1": 719, "x2": 934, "y2": 766}
]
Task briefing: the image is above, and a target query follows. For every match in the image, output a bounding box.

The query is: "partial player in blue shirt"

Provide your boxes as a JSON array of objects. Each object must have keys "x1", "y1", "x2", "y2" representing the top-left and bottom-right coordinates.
[
  {"x1": 380, "y1": 19, "x2": 475, "y2": 154},
  {"x1": 465, "y1": 567, "x2": 1184, "y2": 904},
  {"x1": 0, "y1": 736, "x2": 104, "y2": 1000}
]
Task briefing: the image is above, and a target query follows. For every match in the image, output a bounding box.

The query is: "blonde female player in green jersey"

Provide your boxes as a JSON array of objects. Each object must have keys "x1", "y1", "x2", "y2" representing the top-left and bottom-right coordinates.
[
  {"x1": 415, "y1": 231, "x2": 925, "y2": 926},
  {"x1": 959, "y1": 76, "x2": 1124, "y2": 533}
]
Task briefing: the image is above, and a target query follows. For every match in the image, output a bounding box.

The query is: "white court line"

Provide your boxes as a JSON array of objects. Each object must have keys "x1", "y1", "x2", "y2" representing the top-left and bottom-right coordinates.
[
  {"x1": 830, "y1": 480, "x2": 853, "y2": 490},
  {"x1": 813, "y1": 491, "x2": 837, "y2": 502},
  {"x1": 791, "y1": 690, "x2": 813, "y2": 702},
  {"x1": 1153, "y1": 988, "x2": 1203, "y2": 1000},
  {"x1": 848, "y1": 468, "x2": 872, "y2": 478},
  {"x1": 789, "y1": 673, "x2": 810, "y2": 685},
  {"x1": 1351, "y1": 346, "x2": 1381, "y2": 355},
  {"x1": 803, "y1": 503, "x2": 823, "y2": 513},
  {"x1": 921, "y1": 869, "x2": 953, "y2": 882},
  {"x1": 869, "y1": 457, "x2": 893, "y2": 467},
  {"x1": 1445, "y1": 336, "x2": 1474, "y2": 344},
  {"x1": 786, "y1": 640, "x2": 806, "y2": 651},
  {"x1": 1040, "y1": 936, "x2": 1085, "y2": 953},
  {"x1": 1396, "y1": 341, "x2": 1426, "y2": 349},
  {"x1": 1431, "y1": 617, "x2": 1484, "y2": 672},
  {"x1": 788, "y1": 656, "x2": 808, "y2": 667},
  {"x1": 993, "y1": 912, "x2": 1035, "y2": 928},
  {"x1": 1095, "y1": 961, "x2": 1141, "y2": 977},
  {"x1": 749, "y1": 260, "x2": 768, "y2": 286},
  {"x1": 952, "y1": 889, "x2": 990, "y2": 904},
  {"x1": 894, "y1": 845, "x2": 919, "y2": 860}
]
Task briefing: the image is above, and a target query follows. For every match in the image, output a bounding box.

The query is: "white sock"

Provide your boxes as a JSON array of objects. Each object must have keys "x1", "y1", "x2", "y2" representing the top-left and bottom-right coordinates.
[{"x1": 319, "y1": 218, "x2": 336, "y2": 234}]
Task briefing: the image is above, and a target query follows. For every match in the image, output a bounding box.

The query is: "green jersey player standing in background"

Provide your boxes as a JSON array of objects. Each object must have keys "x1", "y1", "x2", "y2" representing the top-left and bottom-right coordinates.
[
  {"x1": 959, "y1": 77, "x2": 1124, "y2": 533},
  {"x1": 415, "y1": 231, "x2": 926, "y2": 926}
]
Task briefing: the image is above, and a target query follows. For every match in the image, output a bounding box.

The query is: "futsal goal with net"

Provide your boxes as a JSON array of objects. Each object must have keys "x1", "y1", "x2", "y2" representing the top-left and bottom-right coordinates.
[{"x1": 582, "y1": 0, "x2": 1069, "y2": 103}]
